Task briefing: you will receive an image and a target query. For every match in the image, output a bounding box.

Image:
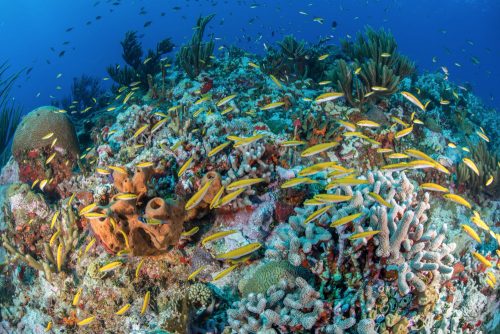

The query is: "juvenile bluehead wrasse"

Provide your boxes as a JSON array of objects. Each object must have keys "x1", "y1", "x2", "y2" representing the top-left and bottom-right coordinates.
[
  {"x1": 260, "y1": 101, "x2": 285, "y2": 110},
  {"x1": 395, "y1": 126, "x2": 413, "y2": 139},
  {"x1": 337, "y1": 120, "x2": 356, "y2": 131},
  {"x1": 371, "y1": 86, "x2": 388, "y2": 91},
  {"x1": 461, "y1": 224, "x2": 481, "y2": 243},
  {"x1": 420, "y1": 183, "x2": 449, "y2": 192},
  {"x1": 212, "y1": 264, "x2": 238, "y2": 281},
  {"x1": 56, "y1": 243, "x2": 63, "y2": 272},
  {"x1": 233, "y1": 134, "x2": 266, "y2": 148},
  {"x1": 136, "y1": 161, "x2": 154, "y2": 168},
  {"x1": 115, "y1": 303, "x2": 131, "y2": 315},
  {"x1": 202, "y1": 230, "x2": 237, "y2": 245},
  {"x1": 330, "y1": 212, "x2": 364, "y2": 227},
  {"x1": 215, "y1": 188, "x2": 246, "y2": 207},
  {"x1": 401, "y1": 91, "x2": 426, "y2": 111},
  {"x1": 32, "y1": 179, "x2": 40, "y2": 189},
  {"x1": 84, "y1": 238, "x2": 96, "y2": 255},
  {"x1": 248, "y1": 62, "x2": 260, "y2": 69},
  {"x1": 356, "y1": 120, "x2": 380, "y2": 128},
  {"x1": 135, "y1": 259, "x2": 145, "y2": 279},
  {"x1": 141, "y1": 291, "x2": 150, "y2": 315},
  {"x1": 185, "y1": 179, "x2": 214, "y2": 211},
  {"x1": 49, "y1": 230, "x2": 60, "y2": 247},
  {"x1": 132, "y1": 124, "x2": 148, "y2": 139},
  {"x1": 318, "y1": 54, "x2": 330, "y2": 60},
  {"x1": 151, "y1": 118, "x2": 167, "y2": 133},
  {"x1": 77, "y1": 316, "x2": 95, "y2": 326},
  {"x1": 216, "y1": 94, "x2": 237, "y2": 107},
  {"x1": 45, "y1": 321, "x2": 52, "y2": 332},
  {"x1": 115, "y1": 193, "x2": 138, "y2": 201},
  {"x1": 280, "y1": 140, "x2": 306, "y2": 147},
  {"x1": 314, "y1": 194, "x2": 352, "y2": 204},
  {"x1": 380, "y1": 52, "x2": 391, "y2": 58},
  {"x1": 354, "y1": 67, "x2": 362, "y2": 75},
  {"x1": 123, "y1": 91, "x2": 134, "y2": 104},
  {"x1": 281, "y1": 177, "x2": 318, "y2": 188},
  {"x1": 50, "y1": 211, "x2": 59, "y2": 229},
  {"x1": 178, "y1": 156, "x2": 194, "y2": 177},
  {"x1": 72, "y1": 287, "x2": 83, "y2": 306},
  {"x1": 318, "y1": 80, "x2": 332, "y2": 85},
  {"x1": 221, "y1": 106, "x2": 234, "y2": 115},
  {"x1": 387, "y1": 153, "x2": 409, "y2": 159},
  {"x1": 315, "y1": 92, "x2": 344, "y2": 103},
  {"x1": 96, "y1": 167, "x2": 111, "y2": 175},
  {"x1": 485, "y1": 175, "x2": 494, "y2": 186},
  {"x1": 210, "y1": 186, "x2": 225, "y2": 210},
  {"x1": 368, "y1": 192, "x2": 393, "y2": 208},
  {"x1": 181, "y1": 226, "x2": 199, "y2": 238},
  {"x1": 348, "y1": 230, "x2": 380, "y2": 240},
  {"x1": 98, "y1": 261, "x2": 122, "y2": 273},
  {"x1": 68, "y1": 192, "x2": 76, "y2": 206},
  {"x1": 195, "y1": 95, "x2": 211, "y2": 105},
  {"x1": 208, "y1": 141, "x2": 231, "y2": 157},
  {"x1": 83, "y1": 212, "x2": 107, "y2": 219},
  {"x1": 301, "y1": 142, "x2": 338, "y2": 157},
  {"x1": 188, "y1": 265, "x2": 206, "y2": 281},
  {"x1": 443, "y1": 193, "x2": 472, "y2": 209},
  {"x1": 325, "y1": 177, "x2": 369, "y2": 189},
  {"x1": 462, "y1": 158, "x2": 480, "y2": 176},
  {"x1": 472, "y1": 252, "x2": 492, "y2": 268},
  {"x1": 45, "y1": 152, "x2": 56, "y2": 165},
  {"x1": 298, "y1": 162, "x2": 339, "y2": 176},
  {"x1": 108, "y1": 165, "x2": 128, "y2": 175},
  {"x1": 269, "y1": 74, "x2": 282, "y2": 89},
  {"x1": 215, "y1": 243, "x2": 261, "y2": 260},
  {"x1": 226, "y1": 178, "x2": 265, "y2": 191},
  {"x1": 304, "y1": 205, "x2": 332, "y2": 224},
  {"x1": 42, "y1": 132, "x2": 54, "y2": 140},
  {"x1": 79, "y1": 203, "x2": 97, "y2": 216},
  {"x1": 39, "y1": 179, "x2": 48, "y2": 191},
  {"x1": 476, "y1": 130, "x2": 490, "y2": 142}
]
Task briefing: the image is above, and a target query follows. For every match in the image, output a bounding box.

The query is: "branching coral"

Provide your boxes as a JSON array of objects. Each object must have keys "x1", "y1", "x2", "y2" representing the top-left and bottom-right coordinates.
[
  {"x1": 177, "y1": 14, "x2": 215, "y2": 79},
  {"x1": 228, "y1": 277, "x2": 327, "y2": 333}
]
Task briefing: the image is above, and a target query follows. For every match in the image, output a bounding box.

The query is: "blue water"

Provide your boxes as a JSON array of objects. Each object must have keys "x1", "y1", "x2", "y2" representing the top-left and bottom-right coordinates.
[{"x1": 1, "y1": 0, "x2": 499, "y2": 113}]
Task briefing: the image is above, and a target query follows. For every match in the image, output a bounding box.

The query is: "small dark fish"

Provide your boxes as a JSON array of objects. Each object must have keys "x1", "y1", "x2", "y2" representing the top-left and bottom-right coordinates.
[
  {"x1": 93, "y1": 1, "x2": 100, "y2": 6},
  {"x1": 138, "y1": 33, "x2": 145, "y2": 38},
  {"x1": 172, "y1": 6, "x2": 181, "y2": 10},
  {"x1": 65, "y1": 27, "x2": 74, "y2": 32},
  {"x1": 59, "y1": 50, "x2": 65, "y2": 57},
  {"x1": 26, "y1": 67, "x2": 33, "y2": 75},
  {"x1": 50, "y1": 47, "x2": 55, "y2": 52},
  {"x1": 63, "y1": 41, "x2": 70, "y2": 45},
  {"x1": 86, "y1": 21, "x2": 92, "y2": 25},
  {"x1": 331, "y1": 20, "x2": 337, "y2": 28},
  {"x1": 144, "y1": 21, "x2": 152, "y2": 27},
  {"x1": 46, "y1": 59, "x2": 51, "y2": 64},
  {"x1": 160, "y1": 12, "x2": 166, "y2": 16},
  {"x1": 96, "y1": 15, "x2": 102, "y2": 20}
]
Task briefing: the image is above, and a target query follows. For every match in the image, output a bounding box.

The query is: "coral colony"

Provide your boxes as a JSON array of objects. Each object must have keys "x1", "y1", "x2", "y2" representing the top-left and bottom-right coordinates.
[{"x1": 0, "y1": 17, "x2": 499, "y2": 334}]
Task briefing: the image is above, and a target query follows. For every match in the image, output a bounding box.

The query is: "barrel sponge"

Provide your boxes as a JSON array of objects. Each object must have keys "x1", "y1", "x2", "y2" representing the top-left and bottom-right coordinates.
[
  {"x1": 12, "y1": 106, "x2": 79, "y2": 158},
  {"x1": 238, "y1": 260, "x2": 311, "y2": 296}
]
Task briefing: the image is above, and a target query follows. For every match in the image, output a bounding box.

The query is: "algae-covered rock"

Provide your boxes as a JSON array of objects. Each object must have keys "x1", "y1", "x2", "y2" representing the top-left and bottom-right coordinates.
[
  {"x1": 238, "y1": 260, "x2": 311, "y2": 296},
  {"x1": 12, "y1": 106, "x2": 79, "y2": 158}
]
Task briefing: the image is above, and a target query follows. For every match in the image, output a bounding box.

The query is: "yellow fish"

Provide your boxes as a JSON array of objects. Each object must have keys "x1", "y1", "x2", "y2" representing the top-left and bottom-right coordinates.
[
  {"x1": 298, "y1": 162, "x2": 339, "y2": 176},
  {"x1": 472, "y1": 252, "x2": 492, "y2": 268},
  {"x1": 315, "y1": 92, "x2": 344, "y2": 103},
  {"x1": 420, "y1": 183, "x2": 449, "y2": 192},
  {"x1": 98, "y1": 261, "x2": 122, "y2": 273},
  {"x1": 42, "y1": 132, "x2": 54, "y2": 140},
  {"x1": 123, "y1": 91, "x2": 134, "y2": 104},
  {"x1": 318, "y1": 54, "x2": 329, "y2": 60},
  {"x1": 330, "y1": 212, "x2": 364, "y2": 227},
  {"x1": 348, "y1": 230, "x2": 380, "y2": 240},
  {"x1": 212, "y1": 264, "x2": 239, "y2": 281},
  {"x1": 178, "y1": 156, "x2": 194, "y2": 177},
  {"x1": 314, "y1": 194, "x2": 352, "y2": 204},
  {"x1": 45, "y1": 321, "x2": 52, "y2": 332},
  {"x1": 185, "y1": 179, "x2": 214, "y2": 210},
  {"x1": 202, "y1": 230, "x2": 237, "y2": 245},
  {"x1": 354, "y1": 67, "x2": 362, "y2": 75},
  {"x1": 260, "y1": 101, "x2": 285, "y2": 110},
  {"x1": 280, "y1": 140, "x2": 306, "y2": 147},
  {"x1": 49, "y1": 230, "x2": 60, "y2": 247},
  {"x1": 96, "y1": 167, "x2": 111, "y2": 175},
  {"x1": 215, "y1": 188, "x2": 246, "y2": 207},
  {"x1": 50, "y1": 211, "x2": 59, "y2": 229},
  {"x1": 485, "y1": 175, "x2": 494, "y2": 186},
  {"x1": 72, "y1": 287, "x2": 83, "y2": 306},
  {"x1": 395, "y1": 126, "x2": 413, "y2": 139},
  {"x1": 216, "y1": 94, "x2": 237, "y2": 107},
  {"x1": 151, "y1": 118, "x2": 167, "y2": 133},
  {"x1": 136, "y1": 161, "x2": 154, "y2": 168},
  {"x1": 371, "y1": 86, "x2": 388, "y2": 91},
  {"x1": 181, "y1": 226, "x2": 199, "y2": 237},
  {"x1": 462, "y1": 158, "x2": 480, "y2": 176},
  {"x1": 208, "y1": 141, "x2": 231, "y2": 157},
  {"x1": 401, "y1": 91, "x2": 426, "y2": 111},
  {"x1": 301, "y1": 142, "x2": 339, "y2": 157},
  {"x1": 132, "y1": 124, "x2": 148, "y2": 139},
  {"x1": 114, "y1": 193, "x2": 138, "y2": 201},
  {"x1": 233, "y1": 134, "x2": 266, "y2": 148},
  {"x1": 210, "y1": 186, "x2": 225, "y2": 209},
  {"x1": 108, "y1": 165, "x2": 128, "y2": 175},
  {"x1": 325, "y1": 177, "x2": 369, "y2": 189},
  {"x1": 135, "y1": 259, "x2": 145, "y2": 279},
  {"x1": 195, "y1": 95, "x2": 211, "y2": 105},
  {"x1": 227, "y1": 178, "x2": 265, "y2": 191},
  {"x1": 318, "y1": 80, "x2": 332, "y2": 85},
  {"x1": 56, "y1": 243, "x2": 63, "y2": 272},
  {"x1": 380, "y1": 52, "x2": 391, "y2": 58},
  {"x1": 45, "y1": 152, "x2": 57, "y2": 165},
  {"x1": 188, "y1": 265, "x2": 207, "y2": 281},
  {"x1": 461, "y1": 224, "x2": 481, "y2": 243},
  {"x1": 115, "y1": 303, "x2": 131, "y2": 315},
  {"x1": 248, "y1": 62, "x2": 260, "y2": 69},
  {"x1": 221, "y1": 106, "x2": 234, "y2": 115},
  {"x1": 304, "y1": 205, "x2": 332, "y2": 224},
  {"x1": 337, "y1": 120, "x2": 356, "y2": 131},
  {"x1": 281, "y1": 177, "x2": 318, "y2": 188},
  {"x1": 269, "y1": 74, "x2": 282, "y2": 89},
  {"x1": 387, "y1": 153, "x2": 409, "y2": 159},
  {"x1": 141, "y1": 291, "x2": 150, "y2": 315},
  {"x1": 368, "y1": 192, "x2": 393, "y2": 208},
  {"x1": 443, "y1": 193, "x2": 471, "y2": 209},
  {"x1": 77, "y1": 316, "x2": 95, "y2": 326},
  {"x1": 215, "y1": 243, "x2": 261, "y2": 260},
  {"x1": 356, "y1": 120, "x2": 380, "y2": 128},
  {"x1": 476, "y1": 130, "x2": 489, "y2": 142}
]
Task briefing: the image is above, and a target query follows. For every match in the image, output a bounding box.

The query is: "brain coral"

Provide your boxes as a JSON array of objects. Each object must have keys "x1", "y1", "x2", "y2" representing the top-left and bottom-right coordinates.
[
  {"x1": 12, "y1": 106, "x2": 79, "y2": 159},
  {"x1": 238, "y1": 260, "x2": 311, "y2": 296}
]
